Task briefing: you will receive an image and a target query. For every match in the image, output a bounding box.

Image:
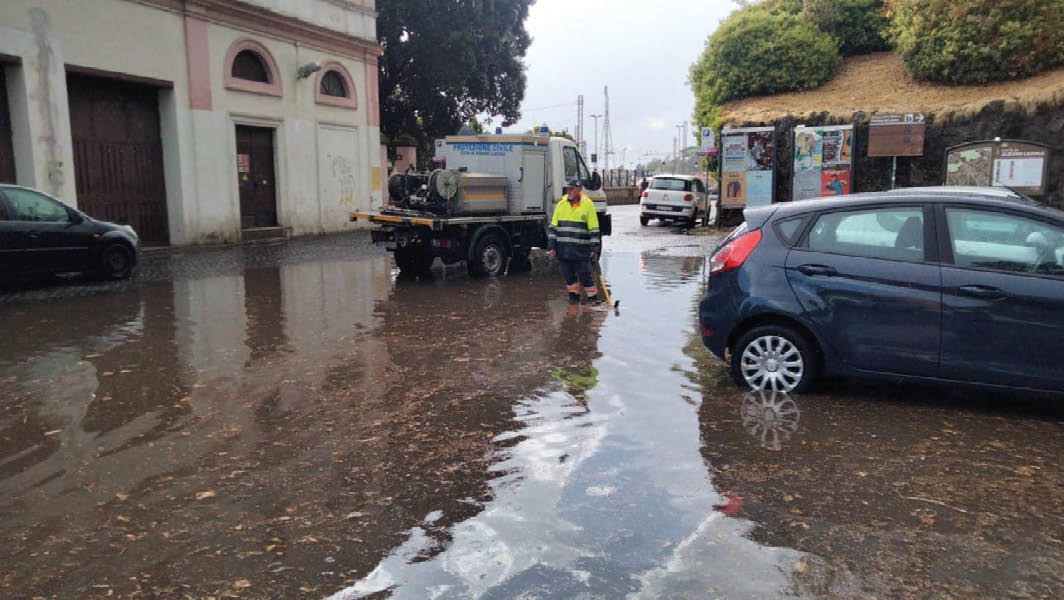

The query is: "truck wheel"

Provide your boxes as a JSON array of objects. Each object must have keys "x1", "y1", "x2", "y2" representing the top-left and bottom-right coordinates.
[
  {"x1": 394, "y1": 245, "x2": 434, "y2": 274},
  {"x1": 639, "y1": 215, "x2": 650, "y2": 226},
  {"x1": 469, "y1": 233, "x2": 509, "y2": 277}
]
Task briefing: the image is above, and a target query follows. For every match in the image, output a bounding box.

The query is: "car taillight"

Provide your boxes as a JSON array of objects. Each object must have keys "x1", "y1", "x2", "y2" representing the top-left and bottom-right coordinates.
[
  {"x1": 684, "y1": 193, "x2": 694, "y2": 202},
  {"x1": 709, "y1": 229, "x2": 762, "y2": 275},
  {"x1": 641, "y1": 191, "x2": 648, "y2": 198}
]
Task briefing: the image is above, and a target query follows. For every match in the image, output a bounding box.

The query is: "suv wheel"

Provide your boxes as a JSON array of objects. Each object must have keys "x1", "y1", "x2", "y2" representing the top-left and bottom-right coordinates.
[
  {"x1": 730, "y1": 325, "x2": 818, "y2": 393},
  {"x1": 639, "y1": 215, "x2": 650, "y2": 226},
  {"x1": 99, "y1": 244, "x2": 134, "y2": 280}
]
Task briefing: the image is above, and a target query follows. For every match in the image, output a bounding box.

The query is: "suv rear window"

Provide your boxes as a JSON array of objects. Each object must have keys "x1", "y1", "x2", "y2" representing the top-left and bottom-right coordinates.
[{"x1": 650, "y1": 178, "x2": 692, "y2": 192}]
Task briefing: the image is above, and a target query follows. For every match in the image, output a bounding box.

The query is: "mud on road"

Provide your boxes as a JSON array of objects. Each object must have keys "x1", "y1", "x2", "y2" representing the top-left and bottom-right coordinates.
[{"x1": 1, "y1": 205, "x2": 1062, "y2": 599}]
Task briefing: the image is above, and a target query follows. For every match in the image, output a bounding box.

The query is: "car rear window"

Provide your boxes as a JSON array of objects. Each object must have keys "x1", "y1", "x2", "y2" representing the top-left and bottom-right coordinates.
[
  {"x1": 650, "y1": 178, "x2": 692, "y2": 192},
  {"x1": 773, "y1": 216, "x2": 806, "y2": 246}
]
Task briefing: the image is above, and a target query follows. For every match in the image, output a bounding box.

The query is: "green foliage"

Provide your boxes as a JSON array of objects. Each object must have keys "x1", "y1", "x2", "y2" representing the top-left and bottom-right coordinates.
[
  {"x1": 378, "y1": 0, "x2": 533, "y2": 163},
  {"x1": 887, "y1": 0, "x2": 1064, "y2": 84},
  {"x1": 804, "y1": 0, "x2": 891, "y2": 56},
  {"x1": 690, "y1": 3, "x2": 841, "y2": 128},
  {"x1": 551, "y1": 364, "x2": 598, "y2": 397}
]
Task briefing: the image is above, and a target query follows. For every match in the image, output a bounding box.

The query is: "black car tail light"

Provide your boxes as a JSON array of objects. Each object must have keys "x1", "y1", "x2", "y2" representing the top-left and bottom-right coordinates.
[{"x1": 710, "y1": 229, "x2": 762, "y2": 275}]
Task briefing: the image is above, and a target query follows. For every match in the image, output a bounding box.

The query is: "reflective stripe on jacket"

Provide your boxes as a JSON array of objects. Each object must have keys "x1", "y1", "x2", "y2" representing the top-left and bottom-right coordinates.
[{"x1": 548, "y1": 193, "x2": 600, "y2": 261}]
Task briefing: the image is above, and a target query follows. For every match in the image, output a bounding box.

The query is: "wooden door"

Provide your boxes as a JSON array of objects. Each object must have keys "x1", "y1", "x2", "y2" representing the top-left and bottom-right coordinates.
[
  {"x1": 236, "y1": 125, "x2": 277, "y2": 228},
  {"x1": 0, "y1": 68, "x2": 17, "y2": 184},
  {"x1": 67, "y1": 73, "x2": 169, "y2": 244}
]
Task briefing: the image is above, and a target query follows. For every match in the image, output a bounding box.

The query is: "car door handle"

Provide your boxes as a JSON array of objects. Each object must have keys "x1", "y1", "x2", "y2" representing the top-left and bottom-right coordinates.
[
  {"x1": 796, "y1": 264, "x2": 837, "y2": 277},
  {"x1": 958, "y1": 285, "x2": 1007, "y2": 300}
]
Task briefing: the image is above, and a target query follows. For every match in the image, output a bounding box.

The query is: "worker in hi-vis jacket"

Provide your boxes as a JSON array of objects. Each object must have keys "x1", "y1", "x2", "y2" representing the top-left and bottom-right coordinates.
[{"x1": 548, "y1": 178, "x2": 601, "y2": 303}]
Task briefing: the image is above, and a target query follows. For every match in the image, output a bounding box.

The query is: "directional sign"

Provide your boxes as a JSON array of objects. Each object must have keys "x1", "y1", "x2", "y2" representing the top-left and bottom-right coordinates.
[{"x1": 868, "y1": 112, "x2": 926, "y2": 157}]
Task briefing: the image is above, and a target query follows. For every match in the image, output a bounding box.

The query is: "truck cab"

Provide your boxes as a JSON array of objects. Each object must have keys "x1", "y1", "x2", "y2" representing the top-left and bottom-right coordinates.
[{"x1": 549, "y1": 137, "x2": 609, "y2": 230}]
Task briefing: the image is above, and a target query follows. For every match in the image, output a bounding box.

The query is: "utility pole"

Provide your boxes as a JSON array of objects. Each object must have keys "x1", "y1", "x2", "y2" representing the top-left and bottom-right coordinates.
[
  {"x1": 672, "y1": 136, "x2": 678, "y2": 173},
  {"x1": 590, "y1": 114, "x2": 602, "y2": 169},
  {"x1": 576, "y1": 95, "x2": 584, "y2": 152},
  {"x1": 602, "y1": 86, "x2": 614, "y2": 174}
]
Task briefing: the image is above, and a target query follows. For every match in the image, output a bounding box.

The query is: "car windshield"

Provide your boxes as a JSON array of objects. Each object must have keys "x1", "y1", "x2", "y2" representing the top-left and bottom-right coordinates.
[{"x1": 650, "y1": 178, "x2": 691, "y2": 192}]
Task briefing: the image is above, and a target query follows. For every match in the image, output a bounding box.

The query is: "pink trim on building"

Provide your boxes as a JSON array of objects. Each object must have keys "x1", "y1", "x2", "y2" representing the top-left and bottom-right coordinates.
[
  {"x1": 183, "y1": 15, "x2": 213, "y2": 110},
  {"x1": 223, "y1": 38, "x2": 283, "y2": 98},
  {"x1": 365, "y1": 55, "x2": 380, "y2": 126},
  {"x1": 313, "y1": 61, "x2": 358, "y2": 109}
]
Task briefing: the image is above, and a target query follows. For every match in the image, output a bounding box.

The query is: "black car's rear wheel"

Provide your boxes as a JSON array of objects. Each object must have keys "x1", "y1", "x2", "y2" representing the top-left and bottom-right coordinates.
[
  {"x1": 730, "y1": 325, "x2": 818, "y2": 394},
  {"x1": 99, "y1": 244, "x2": 134, "y2": 280}
]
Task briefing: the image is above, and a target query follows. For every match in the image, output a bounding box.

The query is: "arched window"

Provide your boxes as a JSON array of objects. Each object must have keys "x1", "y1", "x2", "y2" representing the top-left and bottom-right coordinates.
[
  {"x1": 320, "y1": 71, "x2": 347, "y2": 97},
  {"x1": 314, "y1": 62, "x2": 358, "y2": 109},
  {"x1": 232, "y1": 50, "x2": 269, "y2": 83},
  {"x1": 224, "y1": 39, "x2": 282, "y2": 97}
]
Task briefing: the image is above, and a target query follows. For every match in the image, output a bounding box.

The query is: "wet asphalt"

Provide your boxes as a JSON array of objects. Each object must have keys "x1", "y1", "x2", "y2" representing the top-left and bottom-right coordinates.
[{"x1": 0, "y1": 205, "x2": 1062, "y2": 599}]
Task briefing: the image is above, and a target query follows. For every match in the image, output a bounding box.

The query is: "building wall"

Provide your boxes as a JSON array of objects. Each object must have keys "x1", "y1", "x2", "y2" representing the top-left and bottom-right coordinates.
[{"x1": 0, "y1": 0, "x2": 382, "y2": 245}]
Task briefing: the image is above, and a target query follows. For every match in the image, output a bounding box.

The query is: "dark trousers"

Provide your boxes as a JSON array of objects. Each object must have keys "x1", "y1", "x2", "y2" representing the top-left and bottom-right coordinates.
[{"x1": 559, "y1": 259, "x2": 595, "y2": 291}]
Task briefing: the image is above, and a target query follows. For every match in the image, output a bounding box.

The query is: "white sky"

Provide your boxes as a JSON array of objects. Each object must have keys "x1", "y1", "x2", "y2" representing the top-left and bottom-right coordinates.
[{"x1": 500, "y1": 0, "x2": 739, "y2": 169}]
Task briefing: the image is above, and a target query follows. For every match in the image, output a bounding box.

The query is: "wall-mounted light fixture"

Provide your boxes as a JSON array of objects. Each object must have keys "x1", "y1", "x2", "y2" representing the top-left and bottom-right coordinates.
[{"x1": 297, "y1": 61, "x2": 322, "y2": 79}]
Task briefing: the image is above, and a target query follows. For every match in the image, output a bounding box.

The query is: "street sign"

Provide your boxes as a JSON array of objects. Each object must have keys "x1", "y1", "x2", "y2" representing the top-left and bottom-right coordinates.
[
  {"x1": 698, "y1": 127, "x2": 715, "y2": 156},
  {"x1": 868, "y1": 112, "x2": 925, "y2": 157}
]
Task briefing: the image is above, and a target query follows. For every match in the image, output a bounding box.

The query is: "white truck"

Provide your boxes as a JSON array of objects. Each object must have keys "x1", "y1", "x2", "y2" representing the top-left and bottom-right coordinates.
[{"x1": 351, "y1": 132, "x2": 611, "y2": 277}]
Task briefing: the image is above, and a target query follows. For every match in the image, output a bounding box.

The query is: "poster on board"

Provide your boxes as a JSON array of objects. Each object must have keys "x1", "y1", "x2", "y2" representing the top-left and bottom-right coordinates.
[
  {"x1": 793, "y1": 124, "x2": 854, "y2": 201},
  {"x1": 720, "y1": 126, "x2": 775, "y2": 208}
]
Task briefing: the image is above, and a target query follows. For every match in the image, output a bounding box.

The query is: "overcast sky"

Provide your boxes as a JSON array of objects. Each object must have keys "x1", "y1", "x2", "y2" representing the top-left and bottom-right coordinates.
[{"x1": 501, "y1": 0, "x2": 739, "y2": 169}]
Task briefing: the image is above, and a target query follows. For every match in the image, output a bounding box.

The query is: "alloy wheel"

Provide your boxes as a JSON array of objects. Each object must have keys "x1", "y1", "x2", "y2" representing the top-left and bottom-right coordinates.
[{"x1": 740, "y1": 335, "x2": 804, "y2": 393}]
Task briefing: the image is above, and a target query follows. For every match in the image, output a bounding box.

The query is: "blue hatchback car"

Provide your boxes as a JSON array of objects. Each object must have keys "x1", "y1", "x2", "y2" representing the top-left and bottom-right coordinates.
[{"x1": 699, "y1": 187, "x2": 1064, "y2": 394}]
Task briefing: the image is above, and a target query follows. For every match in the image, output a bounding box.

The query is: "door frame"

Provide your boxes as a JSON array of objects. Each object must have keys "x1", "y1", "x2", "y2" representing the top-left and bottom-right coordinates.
[{"x1": 229, "y1": 115, "x2": 284, "y2": 231}]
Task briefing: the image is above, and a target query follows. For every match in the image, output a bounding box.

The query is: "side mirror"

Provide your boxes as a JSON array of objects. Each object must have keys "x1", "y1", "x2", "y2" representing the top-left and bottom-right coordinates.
[
  {"x1": 66, "y1": 209, "x2": 84, "y2": 225},
  {"x1": 587, "y1": 172, "x2": 602, "y2": 191}
]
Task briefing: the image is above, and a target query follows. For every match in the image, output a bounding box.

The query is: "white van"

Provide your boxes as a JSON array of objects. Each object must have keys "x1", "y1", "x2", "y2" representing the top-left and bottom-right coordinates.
[{"x1": 640, "y1": 174, "x2": 714, "y2": 227}]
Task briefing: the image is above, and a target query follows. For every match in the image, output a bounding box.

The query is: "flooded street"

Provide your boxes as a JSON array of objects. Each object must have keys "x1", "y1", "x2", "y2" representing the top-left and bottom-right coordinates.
[{"x1": 2, "y1": 205, "x2": 1062, "y2": 599}]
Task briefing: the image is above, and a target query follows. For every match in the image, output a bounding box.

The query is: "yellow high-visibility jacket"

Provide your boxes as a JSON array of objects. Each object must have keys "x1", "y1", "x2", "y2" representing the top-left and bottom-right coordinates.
[{"x1": 548, "y1": 194, "x2": 600, "y2": 261}]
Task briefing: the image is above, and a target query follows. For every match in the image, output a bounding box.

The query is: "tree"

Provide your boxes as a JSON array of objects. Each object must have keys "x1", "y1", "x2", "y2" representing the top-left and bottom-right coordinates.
[
  {"x1": 377, "y1": 0, "x2": 533, "y2": 166},
  {"x1": 887, "y1": 0, "x2": 1064, "y2": 84},
  {"x1": 690, "y1": 3, "x2": 841, "y2": 128},
  {"x1": 804, "y1": 0, "x2": 891, "y2": 56}
]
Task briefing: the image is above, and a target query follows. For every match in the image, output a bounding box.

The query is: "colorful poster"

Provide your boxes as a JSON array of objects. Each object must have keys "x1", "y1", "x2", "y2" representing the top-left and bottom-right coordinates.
[
  {"x1": 747, "y1": 132, "x2": 774, "y2": 171},
  {"x1": 747, "y1": 171, "x2": 773, "y2": 207},
  {"x1": 722, "y1": 170, "x2": 746, "y2": 207},
  {"x1": 793, "y1": 125, "x2": 854, "y2": 201},
  {"x1": 794, "y1": 131, "x2": 821, "y2": 170},
  {"x1": 723, "y1": 135, "x2": 748, "y2": 172},
  {"x1": 821, "y1": 168, "x2": 851, "y2": 196}
]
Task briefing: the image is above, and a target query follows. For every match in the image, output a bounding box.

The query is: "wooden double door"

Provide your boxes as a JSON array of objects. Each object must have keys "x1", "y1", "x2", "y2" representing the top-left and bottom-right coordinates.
[
  {"x1": 68, "y1": 73, "x2": 169, "y2": 244},
  {"x1": 0, "y1": 67, "x2": 15, "y2": 184},
  {"x1": 236, "y1": 125, "x2": 277, "y2": 229}
]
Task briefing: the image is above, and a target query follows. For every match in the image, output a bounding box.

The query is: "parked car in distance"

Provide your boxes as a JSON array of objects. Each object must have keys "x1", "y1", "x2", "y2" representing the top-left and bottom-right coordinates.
[
  {"x1": 0, "y1": 184, "x2": 139, "y2": 280},
  {"x1": 699, "y1": 186, "x2": 1064, "y2": 394},
  {"x1": 640, "y1": 174, "x2": 713, "y2": 227}
]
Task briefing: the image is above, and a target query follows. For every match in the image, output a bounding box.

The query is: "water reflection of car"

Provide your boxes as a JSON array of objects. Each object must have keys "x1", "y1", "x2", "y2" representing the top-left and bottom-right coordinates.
[
  {"x1": 699, "y1": 186, "x2": 1064, "y2": 394},
  {"x1": 740, "y1": 390, "x2": 800, "y2": 450},
  {"x1": 0, "y1": 184, "x2": 139, "y2": 280},
  {"x1": 640, "y1": 174, "x2": 712, "y2": 227}
]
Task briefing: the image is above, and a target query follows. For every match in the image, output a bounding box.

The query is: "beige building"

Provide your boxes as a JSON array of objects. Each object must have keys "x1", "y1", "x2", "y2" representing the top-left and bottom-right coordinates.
[{"x1": 0, "y1": 0, "x2": 383, "y2": 245}]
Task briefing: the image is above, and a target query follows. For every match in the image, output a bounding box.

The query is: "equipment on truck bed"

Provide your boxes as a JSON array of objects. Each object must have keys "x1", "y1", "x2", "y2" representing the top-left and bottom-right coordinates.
[{"x1": 387, "y1": 170, "x2": 509, "y2": 216}]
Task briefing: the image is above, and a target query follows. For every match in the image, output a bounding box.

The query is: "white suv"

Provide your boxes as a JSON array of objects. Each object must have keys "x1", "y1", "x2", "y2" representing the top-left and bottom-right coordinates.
[{"x1": 639, "y1": 175, "x2": 714, "y2": 227}]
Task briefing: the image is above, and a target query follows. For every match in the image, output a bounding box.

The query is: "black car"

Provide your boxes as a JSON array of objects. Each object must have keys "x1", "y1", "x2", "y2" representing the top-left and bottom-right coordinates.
[
  {"x1": 0, "y1": 184, "x2": 139, "y2": 280},
  {"x1": 699, "y1": 186, "x2": 1064, "y2": 394}
]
